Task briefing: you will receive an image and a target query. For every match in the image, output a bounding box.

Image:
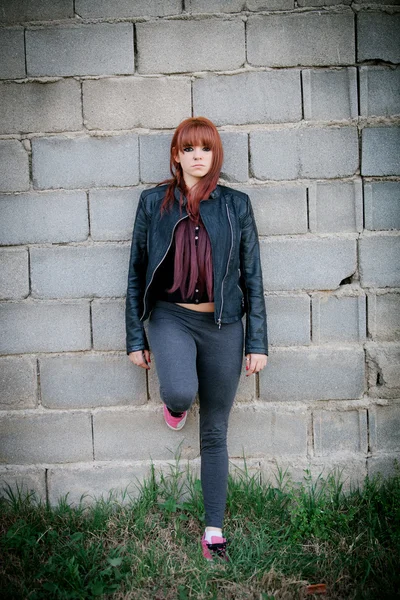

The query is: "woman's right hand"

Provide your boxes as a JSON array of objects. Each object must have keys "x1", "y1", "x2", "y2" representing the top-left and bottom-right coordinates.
[{"x1": 128, "y1": 350, "x2": 151, "y2": 370}]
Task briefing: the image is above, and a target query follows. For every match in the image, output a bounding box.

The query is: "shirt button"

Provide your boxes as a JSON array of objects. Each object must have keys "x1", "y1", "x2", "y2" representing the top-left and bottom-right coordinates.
[
  {"x1": 195, "y1": 289, "x2": 199, "y2": 293},
  {"x1": 195, "y1": 236, "x2": 198, "y2": 240},
  {"x1": 195, "y1": 299, "x2": 199, "y2": 303}
]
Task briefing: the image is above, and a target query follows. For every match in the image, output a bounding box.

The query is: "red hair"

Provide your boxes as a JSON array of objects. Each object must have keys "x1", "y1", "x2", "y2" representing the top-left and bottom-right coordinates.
[{"x1": 159, "y1": 116, "x2": 223, "y2": 218}]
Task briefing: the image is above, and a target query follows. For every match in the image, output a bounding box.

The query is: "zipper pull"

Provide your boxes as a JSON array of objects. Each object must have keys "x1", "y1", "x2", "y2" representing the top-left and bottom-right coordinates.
[{"x1": 217, "y1": 319, "x2": 222, "y2": 329}]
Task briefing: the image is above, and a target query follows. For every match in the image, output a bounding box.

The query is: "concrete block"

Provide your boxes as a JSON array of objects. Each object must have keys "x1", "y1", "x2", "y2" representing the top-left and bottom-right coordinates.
[
  {"x1": 360, "y1": 66, "x2": 400, "y2": 118},
  {"x1": 260, "y1": 457, "x2": 366, "y2": 492},
  {"x1": 0, "y1": 192, "x2": 88, "y2": 245},
  {"x1": 247, "y1": 0, "x2": 293, "y2": 8},
  {"x1": 308, "y1": 181, "x2": 363, "y2": 233},
  {"x1": 0, "y1": 249, "x2": 29, "y2": 300},
  {"x1": 302, "y1": 68, "x2": 358, "y2": 121},
  {"x1": 259, "y1": 347, "x2": 365, "y2": 401},
  {"x1": 26, "y1": 23, "x2": 134, "y2": 77},
  {"x1": 364, "y1": 182, "x2": 400, "y2": 231},
  {"x1": 186, "y1": 0, "x2": 245, "y2": 12},
  {"x1": 32, "y1": 134, "x2": 139, "y2": 189},
  {"x1": 40, "y1": 354, "x2": 147, "y2": 409},
  {"x1": 90, "y1": 188, "x2": 142, "y2": 241},
  {"x1": 0, "y1": 412, "x2": 93, "y2": 464},
  {"x1": 75, "y1": 0, "x2": 181, "y2": 18},
  {"x1": 0, "y1": 468, "x2": 46, "y2": 502},
  {"x1": 369, "y1": 403, "x2": 400, "y2": 452},
  {"x1": 0, "y1": 0, "x2": 74, "y2": 23},
  {"x1": 250, "y1": 127, "x2": 358, "y2": 180},
  {"x1": 0, "y1": 357, "x2": 37, "y2": 409},
  {"x1": 259, "y1": 237, "x2": 357, "y2": 291},
  {"x1": 193, "y1": 70, "x2": 301, "y2": 126},
  {"x1": 136, "y1": 19, "x2": 245, "y2": 74},
  {"x1": 367, "y1": 293, "x2": 400, "y2": 341},
  {"x1": 0, "y1": 28, "x2": 25, "y2": 79},
  {"x1": 93, "y1": 407, "x2": 200, "y2": 460},
  {"x1": 265, "y1": 295, "x2": 310, "y2": 346},
  {"x1": 139, "y1": 133, "x2": 173, "y2": 184},
  {"x1": 0, "y1": 301, "x2": 91, "y2": 354},
  {"x1": 367, "y1": 454, "x2": 400, "y2": 481},
  {"x1": 357, "y1": 12, "x2": 400, "y2": 63},
  {"x1": 297, "y1": 0, "x2": 351, "y2": 5},
  {"x1": 0, "y1": 80, "x2": 82, "y2": 135},
  {"x1": 359, "y1": 234, "x2": 400, "y2": 288},
  {"x1": 239, "y1": 185, "x2": 307, "y2": 235},
  {"x1": 361, "y1": 127, "x2": 400, "y2": 176},
  {"x1": 247, "y1": 12, "x2": 355, "y2": 67},
  {"x1": 228, "y1": 404, "x2": 308, "y2": 457},
  {"x1": 47, "y1": 462, "x2": 152, "y2": 505},
  {"x1": 219, "y1": 132, "x2": 248, "y2": 183},
  {"x1": 92, "y1": 299, "x2": 126, "y2": 351},
  {"x1": 30, "y1": 245, "x2": 130, "y2": 298},
  {"x1": 312, "y1": 294, "x2": 367, "y2": 343},
  {"x1": 366, "y1": 344, "x2": 400, "y2": 399},
  {"x1": 83, "y1": 77, "x2": 191, "y2": 130},
  {"x1": 0, "y1": 140, "x2": 29, "y2": 192},
  {"x1": 313, "y1": 409, "x2": 368, "y2": 456}
]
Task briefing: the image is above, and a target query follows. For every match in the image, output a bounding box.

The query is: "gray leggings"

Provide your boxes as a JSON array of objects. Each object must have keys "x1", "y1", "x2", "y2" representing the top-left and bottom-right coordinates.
[{"x1": 148, "y1": 300, "x2": 244, "y2": 529}]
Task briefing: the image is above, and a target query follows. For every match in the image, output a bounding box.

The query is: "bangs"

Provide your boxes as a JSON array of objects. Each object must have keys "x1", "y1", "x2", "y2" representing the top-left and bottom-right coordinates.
[{"x1": 175, "y1": 122, "x2": 218, "y2": 151}]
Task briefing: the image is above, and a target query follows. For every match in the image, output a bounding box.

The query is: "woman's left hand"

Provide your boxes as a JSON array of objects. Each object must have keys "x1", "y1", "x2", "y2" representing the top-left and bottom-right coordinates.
[{"x1": 245, "y1": 353, "x2": 268, "y2": 376}]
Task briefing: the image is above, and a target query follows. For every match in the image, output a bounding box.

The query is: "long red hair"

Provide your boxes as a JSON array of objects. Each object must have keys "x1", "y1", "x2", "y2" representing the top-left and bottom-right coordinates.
[{"x1": 159, "y1": 116, "x2": 223, "y2": 218}]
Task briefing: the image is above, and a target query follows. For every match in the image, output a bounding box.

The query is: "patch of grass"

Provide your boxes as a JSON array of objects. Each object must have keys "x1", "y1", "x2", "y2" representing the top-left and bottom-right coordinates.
[{"x1": 1, "y1": 460, "x2": 399, "y2": 599}]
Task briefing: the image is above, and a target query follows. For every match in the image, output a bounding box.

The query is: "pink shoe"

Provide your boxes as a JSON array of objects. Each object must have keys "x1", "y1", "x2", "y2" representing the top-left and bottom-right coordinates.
[
  {"x1": 201, "y1": 534, "x2": 229, "y2": 562},
  {"x1": 163, "y1": 404, "x2": 187, "y2": 431}
]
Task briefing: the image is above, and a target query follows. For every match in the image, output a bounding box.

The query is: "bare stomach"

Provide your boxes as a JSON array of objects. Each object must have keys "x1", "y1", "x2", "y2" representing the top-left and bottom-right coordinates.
[{"x1": 174, "y1": 302, "x2": 215, "y2": 313}]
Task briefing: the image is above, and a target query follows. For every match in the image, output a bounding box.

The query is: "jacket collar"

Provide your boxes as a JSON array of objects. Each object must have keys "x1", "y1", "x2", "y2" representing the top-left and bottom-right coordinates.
[{"x1": 173, "y1": 185, "x2": 221, "y2": 203}]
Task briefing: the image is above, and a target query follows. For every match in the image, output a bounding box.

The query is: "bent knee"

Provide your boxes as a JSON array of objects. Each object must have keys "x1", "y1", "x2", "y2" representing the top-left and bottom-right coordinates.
[{"x1": 160, "y1": 387, "x2": 196, "y2": 413}]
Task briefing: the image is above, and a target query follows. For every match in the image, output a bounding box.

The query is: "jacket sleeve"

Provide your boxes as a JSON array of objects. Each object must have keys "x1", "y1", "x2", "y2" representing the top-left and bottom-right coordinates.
[
  {"x1": 125, "y1": 193, "x2": 150, "y2": 354},
  {"x1": 240, "y1": 195, "x2": 269, "y2": 356}
]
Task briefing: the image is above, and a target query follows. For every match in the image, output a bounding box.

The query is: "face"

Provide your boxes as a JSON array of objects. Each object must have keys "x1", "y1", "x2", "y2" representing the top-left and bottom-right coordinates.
[{"x1": 175, "y1": 144, "x2": 213, "y2": 189}]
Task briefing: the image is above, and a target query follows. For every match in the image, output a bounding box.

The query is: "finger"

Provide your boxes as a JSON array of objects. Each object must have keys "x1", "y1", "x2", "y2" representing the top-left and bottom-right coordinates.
[
  {"x1": 246, "y1": 357, "x2": 257, "y2": 376},
  {"x1": 144, "y1": 350, "x2": 151, "y2": 366}
]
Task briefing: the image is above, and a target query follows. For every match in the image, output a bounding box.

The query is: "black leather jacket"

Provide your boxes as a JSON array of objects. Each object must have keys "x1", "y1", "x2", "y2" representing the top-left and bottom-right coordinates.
[{"x1": 125, "y1": 184, "x2": 268, "y2": 356}]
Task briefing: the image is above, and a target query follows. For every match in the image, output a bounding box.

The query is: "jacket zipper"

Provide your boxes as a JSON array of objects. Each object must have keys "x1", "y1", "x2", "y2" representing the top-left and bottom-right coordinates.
[
  {"x1": 217, "y1": 203, "x2": 234, "y2": 329},
  {"x1": 140, "y1": 214, "x2": 189, "y2": 321}
]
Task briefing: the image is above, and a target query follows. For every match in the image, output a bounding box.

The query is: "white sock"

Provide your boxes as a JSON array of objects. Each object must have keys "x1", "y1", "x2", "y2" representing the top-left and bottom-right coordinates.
[{"x1": 204, "y1": 527, "x2": 223, "y2": 543}]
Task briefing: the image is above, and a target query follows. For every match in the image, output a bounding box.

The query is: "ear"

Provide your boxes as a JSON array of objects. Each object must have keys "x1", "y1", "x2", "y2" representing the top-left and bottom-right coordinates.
[{"x1": 172, "y1": 147, "x2": 180, "y2": 164}]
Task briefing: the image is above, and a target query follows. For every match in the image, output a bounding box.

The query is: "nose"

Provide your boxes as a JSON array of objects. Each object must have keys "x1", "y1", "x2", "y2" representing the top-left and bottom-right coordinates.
[{"x1": 193, "y1": 147, "x2": 202, "y2": 160}]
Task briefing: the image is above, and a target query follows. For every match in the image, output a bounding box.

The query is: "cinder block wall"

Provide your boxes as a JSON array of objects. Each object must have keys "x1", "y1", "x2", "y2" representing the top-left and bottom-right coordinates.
[{"x1": 0, "y1": 0, "x2": 399, "y2": 504}]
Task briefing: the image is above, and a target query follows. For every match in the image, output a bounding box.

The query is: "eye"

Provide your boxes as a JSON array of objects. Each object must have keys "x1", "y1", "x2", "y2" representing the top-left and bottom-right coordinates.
[
  {"x1": 183, "y1": 146, "x2": 193, "y2": 152},
  {"x1": 203, "y1": 147, "x2": 211, "y2": 152}
]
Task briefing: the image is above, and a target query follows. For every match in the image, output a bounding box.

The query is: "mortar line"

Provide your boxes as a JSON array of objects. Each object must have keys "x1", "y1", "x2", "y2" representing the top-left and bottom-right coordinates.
[
  {"x1": 86, "y1": 190, "x2": 91, "y2": 237},
  {"x1": 300, "y1": 69, "x2": 305, "y2": 121},
  {"x1": 309, "y1": 293, "x2": 313, "y2": 343},
  {"x1": 190, "y1": 77, "x2": 194, "y2": 117},
  {"x1": 89, "y1": 299, "x2": 94, "y2": 349},
  {"x1": 45, "y1": 468, "x2": 49, "y2": 506},
  {"x1": 23, "y1": 27, "x2": 28, "y2": 77},
  {"x1": 80, "y1": 79, "x2": 85, "y2": 131},
  {"x1": 308, "y1": 410, "x2": 314, "y2": 458},
  {"x1": 91, "y1": 413, "x2": 95, "y2": 460},
  {"x1": 306, "y1": 186, "x2": 310, "y2": 231},
  {"x1": 133, "y1": 22, "x2": 138, "y2": 74},
  {"x1": 366, "y1": 407, "x2": 371, "y2": 454},
  {"x1": 27, "y1": 246, "x2": 32, "y2": 296},
  {"x1": 36, "y1": 357, "x2": 42, "y2": 407}
]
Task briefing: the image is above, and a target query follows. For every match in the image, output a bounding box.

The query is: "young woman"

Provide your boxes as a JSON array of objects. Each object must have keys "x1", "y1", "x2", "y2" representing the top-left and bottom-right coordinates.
[{"x1": 126, "y1": 117, "x2": 268, "y2": 561}]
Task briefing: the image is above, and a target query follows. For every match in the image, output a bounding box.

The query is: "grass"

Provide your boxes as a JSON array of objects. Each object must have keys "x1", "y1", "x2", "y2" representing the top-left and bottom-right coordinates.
[{"x1": 1, "y1": 460, "x2": 399, "y2": 600}]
